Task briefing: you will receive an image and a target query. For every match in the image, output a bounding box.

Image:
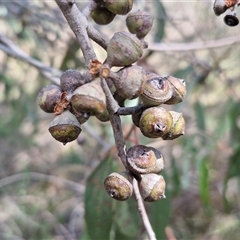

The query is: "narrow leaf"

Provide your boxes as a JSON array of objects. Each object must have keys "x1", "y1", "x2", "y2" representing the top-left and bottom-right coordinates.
[
  {"x1": 194, "y1": 101, "x2": 206, "y2": 131},
  {"x1": 114, "y1": 196, "x2": 140, "y2": 240},
  {"x1": 153, "y1": 0, "x2": 166, "y2": 42},
  {"x1": 198, "y1": 157, "x2": 212, "y2": 214},
  {"x1": 84, "y1": 157, "x2": 119, "y2": 240}
]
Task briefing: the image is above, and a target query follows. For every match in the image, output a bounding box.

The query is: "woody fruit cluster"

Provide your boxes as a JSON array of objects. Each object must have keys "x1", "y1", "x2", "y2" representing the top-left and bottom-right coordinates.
[{"x1": 37, "y1": 0, "x2": 186, "y2": 202}]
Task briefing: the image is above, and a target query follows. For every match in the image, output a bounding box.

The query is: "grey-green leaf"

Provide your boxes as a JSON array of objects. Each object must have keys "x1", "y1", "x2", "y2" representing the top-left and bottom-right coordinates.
[{"x1": 84, "y1": 157, "x2": 119, "y2": 240}]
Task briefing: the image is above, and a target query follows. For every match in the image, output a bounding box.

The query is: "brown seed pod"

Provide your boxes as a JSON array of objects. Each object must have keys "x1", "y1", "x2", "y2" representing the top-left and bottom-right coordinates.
[
  {"x1": 91, "y1": 5, "x2": 116, "y2": 25},
  {"x1": 37, "y1": 85, "x2": 62, "y2": 113},
  {"x1": 95, "y1": 108, "x2": 110, "y2": 122},
  {"x1": 126, "y1": 10, "x2": 154, "y2": 39},
  {"x1": 60, "y1": 69, "x2": 85, "y2": 95},
  {"x1": 112, "y1": 65, "x2": 147, "y2": 100},
  {"x1": 140, "y1": 73, "x2": 173, "y2": 106},
  {"x1": 104, "y1": 0, "x2": 133, "y2": 15},
  {"x1": 165, "y1": 76, "x2": 186, "y2": 105},
  {"x1": 138, "y1": 173, "x2": 166, "y2": 202},
  {"x1": 48, "y1": 110, "x2": 82, "y2": 145},
  {"x1": 105, "y1": 31, "x2": 143, "y2": 67},
  {"x1": 224, "y1": 14, "x2": 239, "y2": 27},
  {"x1": 126, "y1": 145, "x2": 164, "y2": 175},
  {"x1": 163, "y1": 111, "x2": 185, "y2": 140},
  {"x1": 71, "y1": 78, "x2": 107, "y2": 116},
  {"x1": 104, "y1": 172, "x2": 133, "y2": 201},
  {"x1": 139, "y1": 107, "x2": 173, "y2": 138},
  {"x1": 213, "y1": 0, "x2": 237, "y2": 16}
]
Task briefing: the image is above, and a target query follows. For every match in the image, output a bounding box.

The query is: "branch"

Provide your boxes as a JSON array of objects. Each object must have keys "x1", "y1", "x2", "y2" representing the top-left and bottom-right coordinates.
[
  {"x1": 55, "y1": 0, "x2": 97, "y2": 65},
  {"x1": 87, "y1": 26, "x2": 109, "y2": 50},
  {"x1": 133, "y1": 178, "x2": 157, "y2": 240},
  {"x1": 0, "y1": 172, "x2": 85, "y2": 194},
  {"x1": 117, "y1": 104, "x2": 147, "y2": 116},
  {"x1": 0, "y1": 34, "x2": 62, "y2": 85},
  {"x1": 148, "y1": 35, "x2": 240, "y2": 52},
  {"x1": 101, "y1": 78, "x2": 127, "y2": 167},
  {"x1": 101, "y1": 78, "x2": 156, "y2": 239},
  {"x1": 82, "y1": 1, "x2": 109, "y2": 50},
  {"x1": 82, "y1": 0, "x2": 97, "y2": 18}
]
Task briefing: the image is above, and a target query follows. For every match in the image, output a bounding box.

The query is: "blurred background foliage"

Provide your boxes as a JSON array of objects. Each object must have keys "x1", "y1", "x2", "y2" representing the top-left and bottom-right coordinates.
[{"x1": 0, "y1": 0, "x2": 240, "y2": 239}]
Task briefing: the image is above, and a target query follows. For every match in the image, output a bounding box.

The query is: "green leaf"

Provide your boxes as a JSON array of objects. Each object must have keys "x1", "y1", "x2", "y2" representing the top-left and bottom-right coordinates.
[
  {"x1": 84, "y1": 157, "x2": 120, "y2": 240},
  {"x1": 198, "y1": 157, "x2": 212, "y2": 215},
  {"x1": 170, "y1": 156, "x2": 181, "y2": 196},
  {"x1": 194, "y1": 101, "x2": 206, "y2": 131},
  {"x1": 114, "y1": 196, "x2": 140, "y2": 240},
  {"x1": 149, "y1": 173, "x2": 171, "y2": 240},
  {"x1": 228, "y1": 99, "x2": 240, "y2": 143},
  {"x1": 223, "y1": 100, "x2": 240, "y2": 211},
  {"x1": 153, "y1": 0, "x2": 166, "y2": 42}
]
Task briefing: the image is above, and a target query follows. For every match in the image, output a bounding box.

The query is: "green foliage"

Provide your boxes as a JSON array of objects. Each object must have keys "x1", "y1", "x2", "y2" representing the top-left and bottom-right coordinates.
[
  {"x1": 198, "y1": 157, "x2": 212, "y2": 215},
  {"x1": 114, "y1": 197, "x2": 140, "y2": 240},
  {"x1": 84, "y1": 157, "x2": 118, "y2": 240},
  {"x1": 1, "y1": 1, "x2": 240, "y2": 240},
  {"x1": 84, "y1": 157, "x2": 140, "y2": 240},
  {"x1": 153, "y1": 0, "x2": 166, "y2": 43}
]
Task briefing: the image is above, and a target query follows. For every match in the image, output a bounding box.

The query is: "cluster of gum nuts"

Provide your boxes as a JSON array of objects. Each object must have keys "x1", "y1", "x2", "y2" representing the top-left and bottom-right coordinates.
[
  {"x1": 213, "y1": 0, "x2": 240, "y2": 26},
  {"x1": 37, "y1": 0, "x2": 187, "y2": 202}
]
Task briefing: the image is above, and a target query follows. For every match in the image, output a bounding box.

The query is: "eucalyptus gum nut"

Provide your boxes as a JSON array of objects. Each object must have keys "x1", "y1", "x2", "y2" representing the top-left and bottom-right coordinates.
[
  {"x1": 104, "y1": 0, "x2": 133, "y2": 15},
  {"x1": 140, "y1": 73, "x2": 173, "y2": 107},
  {"x1": 165, "y1": 76, "x2": 186, "y2": 105},
  {"x1": 91, "y1": 5, "x2": 116, "y2": 25},
  {"x1": 126, "y1": 10, "x2": 154, "y2": 39},
  {"x1": 96, "y1": 108, "x2": 110, "y2": 122},
  {"x1": 213, "y1": 0, "x2": 229, "y2": 16},
  {"x1": 163, "y1": 111, "x2": 185, "y2": 140},
  {"x1": 138, "y1": 173, "x2": 166, "y2": 202},
  {"x1": 106, "y1": 31, "x2": 143, "y2": 67},
  {"x1": 224, "y1": 14, "x2": 239, "y2": 27},
  {"x1": 37, "y1": 85, "x2": 62, "y2": 113},
  {"x1": 60, "y1": 69, "x2": 85, "y2": 94},
  {"x1": 139, "y1": 107, "x2": 173, "y2": 138},
  {"x1": 48, "y1": 110, "x2": 82, "y2": 145},
  {"x1": 115, "y1": 65, "x2": 147, "y2": 99},
  {"x1": 71, "y1": 78, "x2": 107, "y2": 116},
  {"x1": 126, "y1": 145, "x2": 164, "y2": 174},
  {"x1": 104, "y1": 172, "x2": 133, "y2": 201}
]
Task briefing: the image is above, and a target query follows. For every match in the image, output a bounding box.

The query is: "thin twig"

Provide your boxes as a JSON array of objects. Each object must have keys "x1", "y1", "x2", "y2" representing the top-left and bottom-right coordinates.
[
  {"x1": 117, "y1": 104, "x2": 147, "y2": 116},
  {"x1": 165, "y1": 226, "x2": 177, "y2": 240},
  {"x1": 101, "y1": 78, "x2": 127, "y2": 167},
  {"x1": 55, "y1": 0, "x2": 97, "y2": 65},
  {"x1": 82, "y1": 0, "x2": 97, "y2": 18},
  {"x1": 0, "y1": 172, "x2": 85, "y2": 194},
  {"x1": 149, "y1": 35, "x2": 240, "y2": 52},
  {"x1": 0, "y1": 34, "x2": 62, "y2": 85},
  {"x1": 133, "y1": 178, "x2": 157, "y2": 240},
  {"x1": 101, "y1": 78, "x2": 156, "y2": 239},
  {"x1": 87, "y1": 26, "x2": 109, "y2": 50}
]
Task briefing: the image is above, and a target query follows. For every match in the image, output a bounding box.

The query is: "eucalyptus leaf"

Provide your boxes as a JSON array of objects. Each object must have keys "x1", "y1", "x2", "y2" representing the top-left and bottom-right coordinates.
[
  {"x1": 198, "y1": 157, "x2": 212, "y2": 215},
  {"x1": 194, "y1": 101, "x2": 206, "y2": 131},
  {"x1": 114, "y1": 196, "x2": 140, "y2": 239},
  {"x1": 153, "y1": 0, "x2": 166, "y2": 42},
  {"x1": 84, "y1": 157, "x2": 120, "y2": 240}
]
